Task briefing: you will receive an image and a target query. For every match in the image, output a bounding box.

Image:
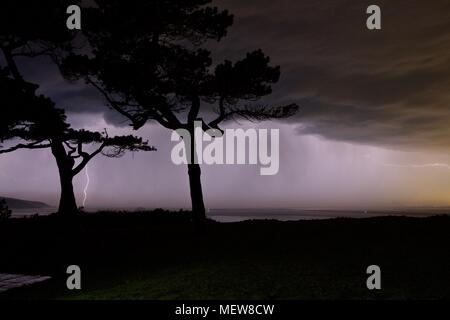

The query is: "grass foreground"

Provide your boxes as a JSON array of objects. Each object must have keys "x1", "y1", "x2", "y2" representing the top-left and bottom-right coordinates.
[{"x1": 0, "y1": 211, "x2": 449, "y2": 300}]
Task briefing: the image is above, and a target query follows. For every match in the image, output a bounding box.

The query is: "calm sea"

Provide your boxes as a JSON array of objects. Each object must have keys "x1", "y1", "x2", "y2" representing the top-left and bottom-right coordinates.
[{"x1": 9, "y1": 206, "x2": 450, "y2": 222}]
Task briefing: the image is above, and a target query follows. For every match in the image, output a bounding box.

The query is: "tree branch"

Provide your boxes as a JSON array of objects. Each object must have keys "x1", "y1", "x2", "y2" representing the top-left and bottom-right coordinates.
[
  {"x1": 72, "y1": 142, "x2": 106, "y2": 176},
  {"x1": 64, "y1": 141, "x2": 79, "y2": 158},
  {"x1": 1, "y1": 46, "x2": 25, "y2": 82},
  {"x1": 0, "y1": 141, "x2": 51, "y2": 154},
  {"x1": 86, "y1": 76, "x2": 177, "y2": 130},
  {"x1": 209, "y1": 103, "x2": 299, "y2": 128},
  {"x1": 187, "y1": 95, "x2": 201, "y2": 125}
]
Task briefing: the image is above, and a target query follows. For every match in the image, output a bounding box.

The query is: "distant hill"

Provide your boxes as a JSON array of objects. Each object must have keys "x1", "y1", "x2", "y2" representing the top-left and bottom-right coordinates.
[{"x1": 0, "y1": 197, "x2": 50, "y2": 209}]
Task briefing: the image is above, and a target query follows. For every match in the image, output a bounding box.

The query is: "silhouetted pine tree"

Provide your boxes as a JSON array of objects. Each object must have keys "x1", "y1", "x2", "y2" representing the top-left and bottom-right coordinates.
[{"x1": 62, "y1": 0, "x2": 298, "y2": 222}]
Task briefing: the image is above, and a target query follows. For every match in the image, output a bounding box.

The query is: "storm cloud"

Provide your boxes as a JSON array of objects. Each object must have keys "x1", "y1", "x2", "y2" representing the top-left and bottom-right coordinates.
[
  {"x1": 14, "y1": 0, "x2": 450, "y2": 150},
  {"x1": 2, "y1": 0, "x2": 450, "y2": 210},
  {"x1": 212, "y1": 0, "x2": 450, "y2": 149}
]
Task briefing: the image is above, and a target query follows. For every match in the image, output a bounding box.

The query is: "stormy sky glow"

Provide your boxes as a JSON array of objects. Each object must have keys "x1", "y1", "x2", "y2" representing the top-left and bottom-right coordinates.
[{"x1": 1, "y1": 0, "x2": 450, "y2": 210}]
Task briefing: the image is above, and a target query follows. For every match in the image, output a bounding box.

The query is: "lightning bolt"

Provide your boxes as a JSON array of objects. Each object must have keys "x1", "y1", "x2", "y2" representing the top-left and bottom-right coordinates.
[
  {"x1": 379, "y1": 162, "x2": 450, "y2": 170},
  {"x1": 82, "y1": 165, "x2": 90, "y2": 208},
  {"x1": 365, "y1": 154, "x2": 450, "y2": 171}
]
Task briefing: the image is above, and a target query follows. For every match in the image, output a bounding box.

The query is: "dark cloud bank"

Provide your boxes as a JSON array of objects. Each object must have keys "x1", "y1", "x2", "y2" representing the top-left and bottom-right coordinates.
[
  {"x1": 22, "y1": 0, "x2": 450, "y2": 151},
  {"x1": 3, "y1": 1, "x2": 450, "y2": 208},
  {"x1": 212, "y1": 0, "x2": 450, "y2": 150}
]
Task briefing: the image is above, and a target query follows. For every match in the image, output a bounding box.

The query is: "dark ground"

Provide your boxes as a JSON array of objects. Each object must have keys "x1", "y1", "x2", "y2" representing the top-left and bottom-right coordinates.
[{"x1": 0, "y1": 211, "x2": 449, "y2": 299}]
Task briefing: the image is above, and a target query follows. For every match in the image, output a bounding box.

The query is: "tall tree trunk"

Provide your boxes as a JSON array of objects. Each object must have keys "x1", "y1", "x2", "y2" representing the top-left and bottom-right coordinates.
[
  {"x1": 185, "y1": 122, "x2": 207, "y2": 223},
  {"x1": 58, "y1": 171, "x2": 78, "y2": 215},
  {"x1": 187, "y1": 163, "x2": 206, "y2": 222},
  {"x1": 51, "y1": 140, "x2": 78, "y2": 215}
]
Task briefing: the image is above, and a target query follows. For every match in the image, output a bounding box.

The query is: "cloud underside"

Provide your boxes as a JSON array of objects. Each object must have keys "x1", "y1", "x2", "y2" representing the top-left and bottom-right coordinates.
[
  {"x1": 213, "y1": 0, "x2": 450, "y2": 149},
  {"x1": 28, "y1": 0, "x2": 450, "y2": 150}
]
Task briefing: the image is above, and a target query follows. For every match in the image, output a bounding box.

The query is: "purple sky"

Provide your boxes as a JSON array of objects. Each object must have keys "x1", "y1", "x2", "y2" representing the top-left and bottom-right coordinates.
[{"x1": 1, "y1": 0, "x2": 450, "y2": 209}]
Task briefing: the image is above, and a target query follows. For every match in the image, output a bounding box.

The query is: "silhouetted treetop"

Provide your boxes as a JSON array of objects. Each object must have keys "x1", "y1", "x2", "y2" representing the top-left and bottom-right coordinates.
[
  {"x1": 0, "y1": 68, "x2": 66, "y2": 147},
  {"x1": 1, "y1": 66, "x2": 153, "y2": 159},
  {"x1": 83, "y1": 0, "x2": 233, "y2": 45},
  {"x1": 0, "y1": 0, "x2": 78, "y2": 80},
  {"x1": 212, "y1": 50, "x2": 280, "y2": 101},
  {"x1": 1, "y1": 106, "x2": 154, "y2": 160}
]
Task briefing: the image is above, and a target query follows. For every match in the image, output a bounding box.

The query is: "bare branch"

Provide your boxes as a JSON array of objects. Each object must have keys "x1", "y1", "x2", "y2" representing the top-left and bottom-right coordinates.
[
  {"x1": 0, "y1": 141, "x2": 50, "y2": 154},
  {"x1": 85, "y1": 76, "x2": 177, "y2": 130},
  {"x1": 64, "y1": 141, "x2": 79, "y2": 158},
  {"x1": 72, "y1": 142, "x2": 106, "y2": 176},
  {"x1": 209, "y1": 103, "x2": 299, "y2": 128}
]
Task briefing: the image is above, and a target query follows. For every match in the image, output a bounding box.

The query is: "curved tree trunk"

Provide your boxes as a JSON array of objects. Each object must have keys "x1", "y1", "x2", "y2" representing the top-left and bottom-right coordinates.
[
  {"x1": 187, "y1": 163, "x2": 206, "y2": 222},
  {"x1": 51, "y1": 140, "x2": 78, "y2": 215}
]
